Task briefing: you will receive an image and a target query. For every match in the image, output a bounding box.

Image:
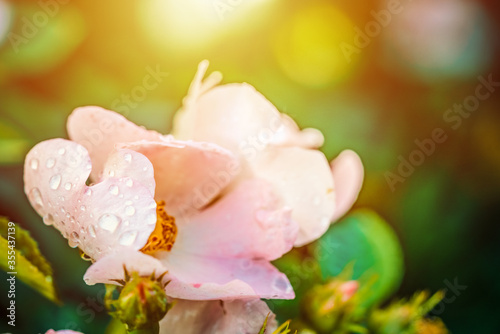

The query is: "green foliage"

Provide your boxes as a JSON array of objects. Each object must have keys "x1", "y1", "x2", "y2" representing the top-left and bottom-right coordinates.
[
  {"x1": 315, "y1": 210, "x2": 404, "y2": 308},
  {"x1": 367, "y1": 291, "x2": 447, "y2": 334},
  {"x1": 0, "y1": 216, "x2": 60, "y2": 303}
]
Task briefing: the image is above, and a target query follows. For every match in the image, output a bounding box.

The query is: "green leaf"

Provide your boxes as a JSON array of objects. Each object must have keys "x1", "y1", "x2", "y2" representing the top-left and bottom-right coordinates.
[
  {"x1": 0, "y1": 216, "x2": 60, "y2": 304},
  {"x1": 314, "y1": 209, "x2": 404, "y2": 308}
]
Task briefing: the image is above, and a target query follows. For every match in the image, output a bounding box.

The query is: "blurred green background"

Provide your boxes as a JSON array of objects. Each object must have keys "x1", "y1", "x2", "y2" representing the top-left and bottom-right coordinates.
[{"x1": 0, "y1": 0, "x2": 499, "y2": 333}]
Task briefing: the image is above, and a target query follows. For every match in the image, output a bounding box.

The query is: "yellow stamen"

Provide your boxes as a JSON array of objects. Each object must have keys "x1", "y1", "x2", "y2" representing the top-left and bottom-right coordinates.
[{"x1": 141, "y1": 201, "x2": 177, "y2": 254}]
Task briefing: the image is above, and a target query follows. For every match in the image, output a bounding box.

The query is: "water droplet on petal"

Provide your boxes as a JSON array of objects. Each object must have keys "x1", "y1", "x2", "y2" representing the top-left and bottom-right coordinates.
[
  {"x1": 126, "y1": 179, "x2": 133, "y2": 187},
  {"x1": 109, "y1": 185, "x2": 119, "y2": 195},
  {"x1": 30, "y1": 158, "x2": 39, "y2": 170},
  {"x1": 273, "y1": 276, "x2": 291, "y2": 292},
  {"x1": 88, "y1": 225, "x2": 97, "y2": 238},
  {"x1": 58, "y1": 148, "x2": 66, "y2": 155},
  {"x1": 98, "y1": 214, "x2": 121, "y2": 232},
  {"x1": 69, "y1": 232, "x2": 80, "y2": 248},
  {"x1": 43, "y1": 214, "x2": 54, "y2": 226},
  {"x1": 124, "y1": 153, "x2": 132, "y2": 163},
  {"x1": 30, "y1": 188, "x2": 44, "y2": 208},
  {"x1": 239, "y1": 259, "x2": 252, "y2": 269},
  {"x1": 143, "y1": 166, "x2": 148, "y2": 172},
  {"x1": 146, "y1": 212, "x2": 157, "y2": 225},
  {"x1": 80, "y1": 205, "x2": 86, "y2": 211},
  {"x1": 119, "y1": 231, "x2": 138, "y2": 246},
  {"x1": 125, "y1": 206, "x2": 135, "y2": 216},
  {"x1": 64, "y1": 182, "x2": 72, "y2": 190},
  {"x1": 85, "y1": 188, "x2": 92, "y2": 196},
  {"x1": 46, "y1": 158, "x2": 55, "y2": 168},
  {"x1": 49, "y1": 174, "x2": 62, "y2": 190},
  {"x1": 108, "y1": 170, "x2": 115, "y2": 177}
]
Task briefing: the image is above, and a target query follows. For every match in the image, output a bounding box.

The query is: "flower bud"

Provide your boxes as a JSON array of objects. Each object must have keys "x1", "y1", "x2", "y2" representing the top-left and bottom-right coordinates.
[
  {"x1": 301, "y1": 279, "x2": 359, "y2": 333},
  {"x1": 105, "y1": 269, "x2": 170, "y2": 331}
]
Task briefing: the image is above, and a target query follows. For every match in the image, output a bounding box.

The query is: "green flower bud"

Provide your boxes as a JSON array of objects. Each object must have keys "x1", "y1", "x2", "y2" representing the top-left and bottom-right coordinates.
[
  {"x1": 301, "y1": 279, "x2": 359, "y2": 333},
  {"x1": 105, "y1": 267, "x2": 170, "y2": 332}
]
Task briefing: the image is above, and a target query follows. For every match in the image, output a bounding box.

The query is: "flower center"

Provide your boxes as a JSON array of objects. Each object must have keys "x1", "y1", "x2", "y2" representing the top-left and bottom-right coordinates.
[{"x1": 140, "y1": 200, "x2": 177, "y2": 254}]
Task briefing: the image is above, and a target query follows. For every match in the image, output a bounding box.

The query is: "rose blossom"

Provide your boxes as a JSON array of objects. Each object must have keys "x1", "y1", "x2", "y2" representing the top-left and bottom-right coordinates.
[{"x1": 24, "y1": 61, "x2": 363, "y2": 301}]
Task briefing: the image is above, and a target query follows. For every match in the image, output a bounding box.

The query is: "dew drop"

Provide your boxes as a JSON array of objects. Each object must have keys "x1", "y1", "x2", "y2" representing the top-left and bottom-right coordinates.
[
  {"x1": 239, "y1": 259, "x2": 252, "y2": 269},
  {"x1": 146, "y1": 212, "x2": 157, "y2": 225},
  {"x1": 30, "y1": 158, "x2": 39, "y2": 170},
  {"x1": 273, "y1": 276, "x2": 291, "y2": 292},
  {"x1": 124, "y1": 153, "x2": 132, "y2": 163},
  {"x1": 69, "y1": 232, "x2": 80, "y2": 248},
  {"x1": 98, "y1": 214, "x2": 121, "y2": 232},
  {"x1": 43, "y1": 214, "x2": 54, "y2": 226},
  {"x1": 143, "y1": 166, "x2": 148, "y2": 172},
  {"x1": 108, "y1": 170, "x2": 115, "y2": 177},
  {"x1": 109, "y1": 185, "x2": 119, "y2": 195},
  {"x1": 80, "y1": 205, "x2": 86, "y2": 211},
  {"x1": 88, "y1": 225, "x2": 97, "y2": 238},
  {"x1": 46, "y1": 158, "x2": 55, "y2": 168},
  {"x1": 85, "y1": 188, "x2": 92, "y2": 196},
  {"x1": 119, "y1": 231, "x2": 138, "y2": 246},
  {"x1": 125, "y1": 200, "x2": 133, "y2": 206},
  {"x1": 30, "y1": 188, "x2": 44, "y2": 208},
  {"x1": 58, "y1": 148, "x2": 66, "y2": 155},
  {"x1": 126, "y1": 179, "x2": 133, "y2": 187},
  {"x1": 64, "y1": 182, "x2": 72, "y2": 191},
  {"x1": 125, "y1": 206, "x2": 135, "y2": 216},
  {"x1": 49, "y1": 174, "x2": 62, "y2": 190}
]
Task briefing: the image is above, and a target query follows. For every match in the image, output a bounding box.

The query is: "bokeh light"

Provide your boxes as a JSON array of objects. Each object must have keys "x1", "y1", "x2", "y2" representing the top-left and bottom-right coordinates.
[
  {"x1": 382, "y1": 0, "x2": 493, "y2": 82},
  {"x1": 139, "y1": 0, "x2": 277, "y2": 54},
  {"x1": 272, "y1": 3, "x2": 359, "y2": 88}
]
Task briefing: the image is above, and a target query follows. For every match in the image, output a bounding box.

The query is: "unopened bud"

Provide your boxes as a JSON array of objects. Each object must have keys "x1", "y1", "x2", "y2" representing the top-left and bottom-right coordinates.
[
  {"x1": 105, "y1": 268, "x2": 170, "y2": 331},
  {"x1": 301, "y1": 279, "x2": 359, "y2": 332}
]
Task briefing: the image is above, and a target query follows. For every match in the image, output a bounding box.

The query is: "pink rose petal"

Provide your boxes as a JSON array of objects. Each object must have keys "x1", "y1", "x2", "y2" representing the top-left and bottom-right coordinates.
[
  {"x1": 159, "y1": 299, "x2": 276, "y2": 334},
  {"x1": 176, "y1": 179, "x2": 297, "y2": 261},
  {"x1": 24, "y1": 139, "x2": 156, "y2": 260},
  {"x1": 83, "y1": 250, "x2": 167, "y2": 285},
  {"x1": 160, "y1": 249, "x2": 294, "y2": 300},
  {"x1": 119, "y1": 139, "x2": 239, "y2": 215},
  {"x1": 330, "y1": 150, "x2": 364, "y2": 222},
  {"x1": 67, "y1": 106, "x2": 164, "y2": 181},
  {"x1": 249, "y1": 146, "x2": 335, "y2": 247}
]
